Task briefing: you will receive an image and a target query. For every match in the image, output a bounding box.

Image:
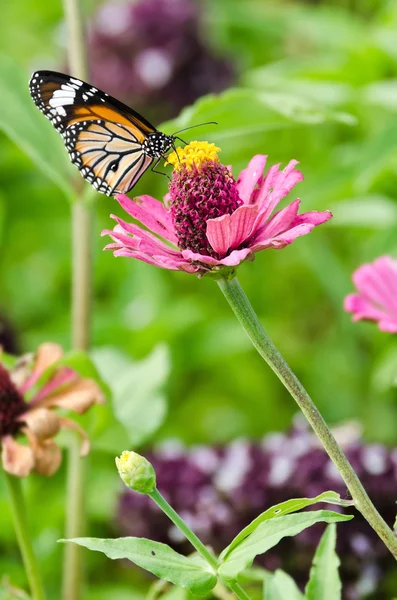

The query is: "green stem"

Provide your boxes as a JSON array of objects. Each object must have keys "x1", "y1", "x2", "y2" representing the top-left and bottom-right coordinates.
[
  {"x1": 149, "y1": 489, "x2": 251, "y2": 600},
  {"x1": 217, "y1": 276, "x2": 397, "y2": 560},
  {"x1": 4, "y1": 472, "x2": 46, "y2": 600},
  {"x1": 61, "y1": 0, "x2": 92, "y2": 599}
]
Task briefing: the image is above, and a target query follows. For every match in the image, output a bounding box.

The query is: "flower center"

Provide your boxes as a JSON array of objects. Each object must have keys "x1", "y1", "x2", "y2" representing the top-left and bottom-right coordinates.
[
  {"x1": 0, "y1": 363, "x2": 26, "y2": 437},
  {"x1": 167, "y1": 142, "x2": 242, "y2": 257}
]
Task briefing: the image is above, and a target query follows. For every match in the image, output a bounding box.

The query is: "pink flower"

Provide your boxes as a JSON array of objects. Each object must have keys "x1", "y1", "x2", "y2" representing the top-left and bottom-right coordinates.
[
  {"x1": 0, "y1": 343, "x2": 105, "y2": 477},
  {"x1": 102, "y1": 142, "x2": 332, "y2": 276},
  {"x1": 345, "y1": 256, "x2": 397, "y2": 333}
]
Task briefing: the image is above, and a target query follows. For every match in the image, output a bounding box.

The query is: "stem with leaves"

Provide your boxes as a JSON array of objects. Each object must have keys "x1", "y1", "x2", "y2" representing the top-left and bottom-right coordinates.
[
  {"x1": 61, "y1": 0, "x2": 93, "y2": 598},
  {"x1": 4, "y1": 472, "x2": 46, "y2": 600},
  {"x1": 150, "y1": 489, "x2": 251, "y2": 600},
  {"x1": 217, "y1": 276, "x2": 397, "y2": 560}
]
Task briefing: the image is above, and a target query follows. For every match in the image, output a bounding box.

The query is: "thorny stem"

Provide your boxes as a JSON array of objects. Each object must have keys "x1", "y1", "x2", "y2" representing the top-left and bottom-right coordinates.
[
  {"x1": 62, "y1": 0, "x2": 93, "y2": 599},
  {"x1": 217, "y1": 276, "x2": 397, "y2": 560},
  {"x1": 149, "y1": 489, "x2": 251, "y2": 600},
  {"x1": 4, "y1": 472, "x2": 46, "y2": 600}
]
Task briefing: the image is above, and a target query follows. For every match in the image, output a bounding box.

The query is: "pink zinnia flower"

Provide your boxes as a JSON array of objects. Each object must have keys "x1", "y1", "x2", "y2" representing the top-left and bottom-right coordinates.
[
  {"x1": 345, "y1": 256, "x2": 397, "y2": 333},
  {"x1": 103, "y1": 142, "x2": 332, "y2": 276},
  {"x1": 0, "y1": 343, "x2": 105, "y2": 477}
]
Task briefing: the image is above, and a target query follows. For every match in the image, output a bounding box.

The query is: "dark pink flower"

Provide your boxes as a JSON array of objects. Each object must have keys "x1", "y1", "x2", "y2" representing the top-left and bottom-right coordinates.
[
  {"x1": 345, "y1": 256, "x2": 397, "y2": 333},
  {"x1": 103, "y1": 143, "x2": 332, "y2": 276}
]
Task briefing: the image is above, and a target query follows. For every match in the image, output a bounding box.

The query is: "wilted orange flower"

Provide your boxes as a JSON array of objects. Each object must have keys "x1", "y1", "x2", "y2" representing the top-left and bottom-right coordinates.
[{"x1": 0, "y1": 343, "x2": 105, "y2": 477}]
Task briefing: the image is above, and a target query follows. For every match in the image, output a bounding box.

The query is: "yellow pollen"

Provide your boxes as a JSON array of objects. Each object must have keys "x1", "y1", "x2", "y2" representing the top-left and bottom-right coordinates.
[{"x1": 166, "y1": 141, "x2": 221, "y2": 171}]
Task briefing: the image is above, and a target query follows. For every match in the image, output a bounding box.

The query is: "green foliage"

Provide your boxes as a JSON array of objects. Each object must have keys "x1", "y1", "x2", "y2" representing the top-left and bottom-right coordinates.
[
  {"x1": 263, "y1": 570, "x2": 304, "y2": 600},
  {"x1": 305, "y1": 525, "x2": 341, "y2": 600},
  {"x1": 1, "y1": 0, "x2": 397, "y2": 597},
  {"x1": 218, "y1": 511, "x2": 352, "y2": 582},
  {"x1": 61, "y1": 538, "x2": 217, "y2": 596},
  {"x1": 0, "y1": 55, "x2": 74, "y2": 198},
  {"x1": 93, "y1": 345, "x2": 170, "y2": 447},
  {"x1": 220, "y1": 491, "x2": 353, "y2": 559}
]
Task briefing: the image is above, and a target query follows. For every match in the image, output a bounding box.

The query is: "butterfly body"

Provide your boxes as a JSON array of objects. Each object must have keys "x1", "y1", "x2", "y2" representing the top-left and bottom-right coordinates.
[{"x1": 29, "y1": 70, "x2": 176, "y2": 196}]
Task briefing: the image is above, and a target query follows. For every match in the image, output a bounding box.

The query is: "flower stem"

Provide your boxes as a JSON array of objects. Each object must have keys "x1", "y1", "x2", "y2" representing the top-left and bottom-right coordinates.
[
  {"x1": 217, "y1": 276, "x2": 397, "y2": 559},
  {"x1": 149, "y1": 488, "x2": 251, "y2": 600},
  {"x1": 4, "y1": 472, "x2": 46, "y2": 600},
  {"x1": 62, "y1": 0, "x2": 92, "y2": 599}
]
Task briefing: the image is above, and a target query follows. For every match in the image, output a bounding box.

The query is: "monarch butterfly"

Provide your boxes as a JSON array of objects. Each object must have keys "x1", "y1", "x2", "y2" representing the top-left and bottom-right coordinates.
[{"x1": 29, "y1": 70, "x2": 215, "y2": 196}]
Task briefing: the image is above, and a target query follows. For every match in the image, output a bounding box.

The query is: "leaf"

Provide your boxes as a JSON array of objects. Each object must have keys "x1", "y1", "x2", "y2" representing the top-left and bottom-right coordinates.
[
  {"x1": 93, "y1": 345, "x2": 169, "y2": 446},
  {"x1": 218, "y1": 511, "x2": 352, "y2": 582},
  {"x1": 305, "y1": 524, "x2": 341, "y2": 600},
  {"x1": 161, "y1": 88, "x2": 355, "y2": 146},
  {"x1": 61, "y1": 537, "x2": 217, "y2": 596},
  {"x1": 263, "y1": 570, "x2": 303, "y2": 600},
  {"x1": 220, "y1": 492, "x2": 353, "y2": 560},
  {"x1": 60, "y1": 350, "x2": 112, "y2": 400},
  {"x1": 0, "y1": 54, "x2": 74, "y2": 197}
]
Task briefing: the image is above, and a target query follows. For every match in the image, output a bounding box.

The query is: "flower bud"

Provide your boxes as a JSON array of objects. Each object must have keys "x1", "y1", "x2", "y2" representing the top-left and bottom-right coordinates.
[{"x1": 116, "y1": 450, "x2": 156, "y2": 494}]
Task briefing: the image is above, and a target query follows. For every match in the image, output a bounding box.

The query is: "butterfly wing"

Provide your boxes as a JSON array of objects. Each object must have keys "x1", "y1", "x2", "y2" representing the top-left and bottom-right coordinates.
[{"x1": 29, "y1": 70, "x2": 156, "y2": 195}]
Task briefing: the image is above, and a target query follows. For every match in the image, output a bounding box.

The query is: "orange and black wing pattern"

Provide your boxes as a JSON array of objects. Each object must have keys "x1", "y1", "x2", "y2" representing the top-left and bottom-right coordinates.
[{"x1": 29, "y1": 71, "x2": 157, "y2": 195}]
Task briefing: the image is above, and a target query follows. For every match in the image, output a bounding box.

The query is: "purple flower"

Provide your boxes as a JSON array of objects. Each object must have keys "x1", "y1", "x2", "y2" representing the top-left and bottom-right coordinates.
[
  {"x1": 103, "y1": 143, "x2": 332, "y2": 276},
  {"x1": 87, "y1": 0, "x2": 235, "y2": 121},
  {"x1": 345, "y1": 256, "x2": 397, "y2": 333}
]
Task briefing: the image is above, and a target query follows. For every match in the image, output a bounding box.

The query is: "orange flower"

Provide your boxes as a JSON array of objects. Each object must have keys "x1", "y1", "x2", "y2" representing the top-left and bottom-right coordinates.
[{"x1": 0, "y1": 343, "x2": 105, "y2": 477}]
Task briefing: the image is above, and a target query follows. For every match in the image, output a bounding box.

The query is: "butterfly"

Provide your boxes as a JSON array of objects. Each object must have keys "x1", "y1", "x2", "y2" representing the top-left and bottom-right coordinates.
[{"x1": 29, "y1": 70, "x2": 215, "y2": 196}]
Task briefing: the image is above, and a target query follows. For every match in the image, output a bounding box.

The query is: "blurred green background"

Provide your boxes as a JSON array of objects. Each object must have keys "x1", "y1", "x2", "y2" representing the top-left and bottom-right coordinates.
[{"x1": 1, "y1": 0, "x2": 397, "y2": 597}]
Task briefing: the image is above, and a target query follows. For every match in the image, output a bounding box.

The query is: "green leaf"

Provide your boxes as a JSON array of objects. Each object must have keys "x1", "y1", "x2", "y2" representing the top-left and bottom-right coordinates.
[
  {"x1": 218, "y1": 511, "x2": 352, "y2": 582},
  {"x1": 305, "y1": 524, "x2": 341, "y2": 600},
  {"x1": 220, "y1": 492, "x2": 353, "y2": 560},
  {"x1": 93, "y1": 345, "x2": 169, "y2": 446},
  {"x1": 0, "y1": 55, "x2": 74, "y2": 197},
  {"x1": 161, "y1": 88, "x2": 354, "y2": 147},
  {"x1": 263, "y1": 570, "x2": 303, "y2": 600},
  {"x1": 60, "y1": 537, "x2": 217, "y2": 596}
]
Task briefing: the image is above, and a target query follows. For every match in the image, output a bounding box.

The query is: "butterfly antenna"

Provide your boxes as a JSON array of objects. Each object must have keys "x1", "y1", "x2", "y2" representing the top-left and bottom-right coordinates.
[{"x1": 171, "y1": 121, "x2": 218, "y2": 136}]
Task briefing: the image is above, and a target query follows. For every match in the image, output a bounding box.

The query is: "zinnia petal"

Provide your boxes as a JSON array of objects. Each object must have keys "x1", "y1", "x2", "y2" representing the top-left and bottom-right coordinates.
[
  {"x1": 256, "y1": 160, "x2": 304, "y2": 219},
  {"x1": 40, "y1": 378, "x2": 105, "y2": 414},
  {"x1": 251, "y1": 210, "x2": 332, "y2": 251},
  {"x1": 353, "y1": 256, "x2": 397, "y2": 316},
  {"x1": 115, "y1": 194, "x2": 178, "y2": 244},
  {"x1": 1, "y1": 435, "x2": 35, "y2": 477},
  {"x1": 206, "y1": 205, "x2": 258, "y2": 255},
  {"x1": 236, "y1": 155, "x2": 267, "y2": 204},
  {"x1": 19, "y1": 343, "x2": 64, "y2": 394},
  {"x1": 344, "y1": 257, "x2": 397, "y2": 333}
]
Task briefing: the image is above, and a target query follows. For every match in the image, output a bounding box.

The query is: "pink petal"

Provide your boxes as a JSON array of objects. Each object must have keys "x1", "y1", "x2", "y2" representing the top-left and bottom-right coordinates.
[
  {"x1": 206, "y1": 205, "x2": 259, "y2": 255},
  {"x1": 1, "y1": 435, "x2": 35, "y2": 477},
  {"x1": 115, "y1": 194, "x2": 178, "y2": 243},
  {"x1": 113, "y1": 248, "x2": 198, "y2": 273},
  {"x1": 251, "y1": 210, "x2": 332, "y2": 251},
  {"x1": 181, "y1": 247, "x2": 251, "y2": 268},
  {"x1": 216, "y1": 247, "x2": 252, "y2": 266},
  {"x1": 344, "y1": 293, "x2": 397, "y2": 332},
  {"x1": 30, "y1": 368, "x2": 77, "y2": 406},
  {"x1": 103, "y1": 222, "x2": 182, "y2": 262},
  {"x1": 20, "y1": 343, "x2": 64, "y2": 395},
  {"x1": 236, "y1": 155, "x2": 267, "y2": 204},
  {"x1": 353, "y1": 256, "x2": 397, "y2": 315},
  {"x1": 256, "y1": 160, "x2": 304, "y2": 220},
  {"x1": 252, "y1": 199, "x2": 301, "y2": 241}
]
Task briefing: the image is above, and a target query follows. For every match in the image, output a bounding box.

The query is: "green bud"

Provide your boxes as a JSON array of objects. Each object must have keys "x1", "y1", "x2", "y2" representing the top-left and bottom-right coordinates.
[{"x1": 115, "y1": 450, "x2": 156, "y2": 494}]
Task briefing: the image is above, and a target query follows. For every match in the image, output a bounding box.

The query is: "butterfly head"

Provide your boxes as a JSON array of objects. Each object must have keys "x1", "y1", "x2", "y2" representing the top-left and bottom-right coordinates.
[{"x1": 142, "y1": 132, "x2": 175, "y2": 159}]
